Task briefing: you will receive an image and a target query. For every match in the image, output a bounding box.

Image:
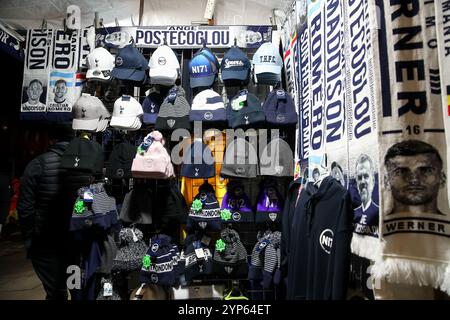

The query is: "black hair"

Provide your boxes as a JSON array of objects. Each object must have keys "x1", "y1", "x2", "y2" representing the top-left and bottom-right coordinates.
[
  {"x1": 331, "y1": 161, "x2": 343, "y2": 172},
  {"x1": 55, "y1": 79, "x2": 67, "y2": 86},
  {"x1": 384, "y1": 140, "x2": 443, "y2": 167},
  {"x1": 312, "y1": 168, "x2": 320, "y2": 175}
]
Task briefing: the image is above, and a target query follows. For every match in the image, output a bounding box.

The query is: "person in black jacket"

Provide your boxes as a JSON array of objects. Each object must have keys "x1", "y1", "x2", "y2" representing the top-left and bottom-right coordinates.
[{"x1": 17, "y1": 123, "x2": 90, "y2": 300}]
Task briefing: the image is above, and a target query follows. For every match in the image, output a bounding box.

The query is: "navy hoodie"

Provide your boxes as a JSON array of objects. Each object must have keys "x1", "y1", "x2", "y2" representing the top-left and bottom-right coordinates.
[{"x1": 287, "y1": 176, "x2": 353, "y2": 300}]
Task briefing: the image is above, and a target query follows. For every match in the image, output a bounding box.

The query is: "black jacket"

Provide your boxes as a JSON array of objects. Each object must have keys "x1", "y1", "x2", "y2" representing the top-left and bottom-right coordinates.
[
  {"x1": 287, "y1": 176, "x2": 353, "y2": 300},
  {"x1": 17, "y1": 142, "x2": 90, "y2": 250}
]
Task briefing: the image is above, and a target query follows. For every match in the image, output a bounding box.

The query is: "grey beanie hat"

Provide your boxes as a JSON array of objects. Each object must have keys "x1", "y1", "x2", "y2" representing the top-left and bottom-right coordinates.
[
  {"x1": 259, "y1": 138, "x2": 294, "y2": 177},
  {"x1": 213, "y1": 228, "x2": 248, "y2": 265},
  {"x1": 220, "y1": 138, "x2": 259, "y2": 178},
  {"x1": 112, "y1": 228, "x2": 149, "y2": 272}
]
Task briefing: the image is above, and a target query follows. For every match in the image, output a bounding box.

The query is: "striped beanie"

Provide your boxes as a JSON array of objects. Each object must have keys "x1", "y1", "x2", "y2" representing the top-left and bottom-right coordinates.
[
  {"x1": 213, "y1": 228, "x2": 248, "y2": 278},
  {"x1": 187, "y1": 183, "x2": 222, "y2": 231},
  {"x1": 190, "y1": 89, "x2": 227, "y2": 122},
  {"x1": 155, "y1": 86, "x2": 191, "y2": 131}
]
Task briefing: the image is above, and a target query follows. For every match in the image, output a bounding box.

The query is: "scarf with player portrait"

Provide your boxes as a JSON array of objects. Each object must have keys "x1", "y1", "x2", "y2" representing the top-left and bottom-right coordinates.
[{"x1": 372, "y1": 0, "x2": 450, "y2": 295}]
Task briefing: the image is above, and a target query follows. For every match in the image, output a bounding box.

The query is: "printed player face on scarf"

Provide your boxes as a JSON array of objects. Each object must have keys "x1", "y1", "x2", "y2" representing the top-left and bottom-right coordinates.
[{"x1": 355, "y1": 154, "x2": 375, "y2": 208}]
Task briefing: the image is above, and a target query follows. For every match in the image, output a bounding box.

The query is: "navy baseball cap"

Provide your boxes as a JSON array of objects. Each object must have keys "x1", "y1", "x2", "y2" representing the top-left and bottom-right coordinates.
[
  {"x1": 189, "y1": 52, "x2": 218, "y2": 88},
  {"x1": 142, "y1": 91, "x2": 164, "y2": 124},
  {"x1": 111, "y1": 44, "x2": 148, "y2": 82},
  {"x1": 221, "y1": 47, "x2": 251, "y2": 85}
]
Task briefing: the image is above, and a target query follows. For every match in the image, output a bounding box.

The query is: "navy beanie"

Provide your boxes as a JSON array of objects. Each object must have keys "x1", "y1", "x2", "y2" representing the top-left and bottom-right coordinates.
[
  {"x1": 180, "y1": 140, "x2": 215, "y2": 178},
  {"x1": 182, "y1": 235, "x2": 213, "y2": 283},
  {"x1": 228, "y1": 90, "x2": 266, "y2": 129},
  {"x1": 262, "y1": 89, "x2": 298, "y2": 126},
  {"x1": 187, "y1": 183, "x2": 222, "y2": 231}
]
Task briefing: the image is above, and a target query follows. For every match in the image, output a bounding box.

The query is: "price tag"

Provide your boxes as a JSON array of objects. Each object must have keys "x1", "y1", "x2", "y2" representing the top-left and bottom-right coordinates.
[
  {"x1": 195, "y1": 248, "x2": 205, "y2": 260},
  {"x1": 131, "y1": 229, "x2": 139, "y2": 242},
  {"x1": 83, "y1": 190, "x2": 94, "y2": 203},
  {"x1": 255, "y1": 239, "x2": 270, "y2": 253},
  {"x1": 103, "y1": 282, "x2": 113, "y2": 297}
]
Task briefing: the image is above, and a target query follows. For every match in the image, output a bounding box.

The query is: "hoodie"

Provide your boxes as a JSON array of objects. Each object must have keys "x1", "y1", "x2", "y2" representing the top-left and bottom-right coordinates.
[{"x1": 287, "y1": 176, "x2": 353, "y2": 300}]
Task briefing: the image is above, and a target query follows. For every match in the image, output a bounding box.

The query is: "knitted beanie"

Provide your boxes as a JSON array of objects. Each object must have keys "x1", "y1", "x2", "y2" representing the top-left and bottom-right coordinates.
[
  {"x1": 248, "y1": 230, "x2": 272, "y2": 281},
  {"x1": 182, "y1": 235, "x2": 213, "y2": 283},
  {"x1": 220, "y1": 138, "x2": 259, "y2": 178},
  {"x1": 190, "y1": 89, "x2": 226, "y2": 122},
  {"x1": 155, "y1": 86, "x2": 191, "y2": 131},
  {"x1": 262, "y1": 89, "x2": 297, "y2": 126},
  {"x1": 263, "y1": 231, "x2": 282, "y2": 289},
  {"x1": 213, "y1": 228, "x2": 248, "y2": 277},
  {"x1": 227, "y1": 90, "x2": 265, "y2": 129},
  {"x1": 220, "y1": 181, "x2": 254, "y2": 223},
  {"x1": 255, "y1": 180, "x2": 285, "y2": 224},
  {"x1": 113, "y1": 228, "x2": 148, "y2": 272},
  {"x1": 187, "y1": 183, "x2": 221, "y2": 231},
  {"x1": 139, "y1": 234, "x2": 177, "y2": 286},
  {"x1": 180, "y1": 140, "x2": 216, "y2": 179}
]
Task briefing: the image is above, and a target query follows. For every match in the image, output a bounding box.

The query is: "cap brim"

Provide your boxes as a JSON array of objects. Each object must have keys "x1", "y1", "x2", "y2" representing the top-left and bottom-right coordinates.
[
  {"x1": 86, "y1": 69, "x2": 111, "y2": 80},
  {"x1": 254, "y1": 65, "x2": 281, "y2": 75},
  {"x1": 190, "y1": 74, "x2": 216, "y2": 88},
  {"x1": 72, "y1": 118, "x2": 99, "y2": 131},
  {"x1": 110, "y1": 116, "x2": 138, "y2": 129},
  {"x1": 150, "y1": 68, "x2": 177, "y2": 85},
  {"x1": 221, "y1": 69, "x2": 249, "y2": 81},
  {"x1": 111, "y1": 67, "x2": 146, "y2": 82}
]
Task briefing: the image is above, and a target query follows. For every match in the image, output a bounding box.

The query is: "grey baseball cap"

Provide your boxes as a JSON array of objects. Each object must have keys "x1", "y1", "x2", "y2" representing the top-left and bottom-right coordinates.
[{"x1": 72, "y1": 93, "x2": 110, "y2": 132}]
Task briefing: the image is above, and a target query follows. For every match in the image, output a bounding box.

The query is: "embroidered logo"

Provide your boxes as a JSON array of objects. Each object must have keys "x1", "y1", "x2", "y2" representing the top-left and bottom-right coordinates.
[
  {"x1": 276, "y1": 114, "x2": 285, "y2": 122},
  {"x1": 194, "y1": 168, "x2": 199, "y2": 177},
  {"x1": 198, "y1": 222, "x2": 207, "y2": 229},
  {"x1": 116, "y1": 168, "x2": 124, "y2": 178},
  {"x1": 167, "y1": 119, "x2": 176, "y2": 128},
  {"x1": 244, "y1": 115, "x2": 249, "y2": 125},
  {"x1": 204, "y1": 112, "x2": 213, "y2": 120},
  {"x1": 151, "y1": 243, "x2": 159, "y2": 253},
  {"x1": 74, "y1": 157, "x2": 80, "y2": 167},
  {"x1": 81, "y1": 107, "x2": 87, "y2": 118},
  {"x1": 120, "y1": 106, "x2": 124, "y2": 114},
  {"x1": 232, "y1": 212, "x2": 241, "y2": 221},
  {"x1": 269, "y1": 213, "x2": 278, "y2": 222},
  {"x1": 224, "y1": 59, "x2": 244, "y2": 69},
  {"x1": 158, "y1": 57, "x2": 166, "y2": 65},
  {"x1": 151, "y1": 274, "x2": 159, "y2": 284},
  {"x1": 115, "y1": 56, "x2": 123, "y2": 66}
]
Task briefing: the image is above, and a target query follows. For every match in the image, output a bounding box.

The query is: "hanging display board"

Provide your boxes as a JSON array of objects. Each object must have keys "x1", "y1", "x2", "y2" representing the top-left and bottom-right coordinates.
[{"x1": 96, "y1": 25, "x2": 273, "y2": 49}]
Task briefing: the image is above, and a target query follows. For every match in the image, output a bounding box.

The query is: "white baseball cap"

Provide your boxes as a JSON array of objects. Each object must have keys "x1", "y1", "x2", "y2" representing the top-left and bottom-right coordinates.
[
  {"x1": 252, "y1": 43, "x2": 283, "y2": 75},
  {"x1": 149, "y1": 45, "x2": 180, "y2": 86},
  {"x1": 110, "y1": 95, "x2": 143, "y2": 131},
  {"x1": 86, "y1": 47, "x2": 115, "y2": 81},
  {"x1": 72, "y1": 93, "x2": 109, "y2": 131}
]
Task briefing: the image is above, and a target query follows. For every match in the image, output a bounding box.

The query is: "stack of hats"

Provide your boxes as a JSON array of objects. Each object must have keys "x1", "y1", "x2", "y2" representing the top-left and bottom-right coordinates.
[
  {"x1": 72, "y1": 93, "x2": 111, "y2": 132},
  {"x1": 142, "y1": 90, "x2": 165, "y2": 125},
  {"x1": 248, "y1": 230, "x2": 282, "y2": 289},
  {"x1": 155, "y1": 86, "x2": 191, "y2": 131},
  {"x1": 106, "y1": 141, "x2": 136, "y2": 179},
  {"x1": 61, "y1": 136, "x2": 104, "y2": 174},
  {"x1": 187, "y1": 183, "x2": 221, "y2": 231},
  {"x1": 70, "y1": 183, "x2": 118, "y2": 231},
  {"x1": 221, "y1": 181, "x2": 254, "y2": 223},
  {"x1": 112, "y1": 228, "x2": 149, "y2": 272},
  {"x1": 262, "y1": 89, "x2": 297, "y2": 126},
  {"x1": 86, "y1": 47, "x2": 115, "y2": 81},
  {"x1": 139, "y1": 234, "x2": 179, "y2": 287},
  {"x1": 149, "y1": 45, "x2": 180, "y2": 86},
  {"x1": 259, "y1": 137, "x2": 294, "y2": 177},
  {"x1": 189, "y1": 89, "x2": 227, "y2": 123},
  {"x1": 180, "y1": 139, "x2": 215, "y2": 178},
  {"x1": 213, "y1": 228, "x2": 248, "y2": 277},
  {"x1": 111, "y1": 44, "x2": 148, "y2": 83},
  {"x1": 227, "y1": 90, "x2": 266, "y2": 128},
  {"x1": 119, "y1": 185, "x2": 153, "y2": 225},
  {"x1": 180, "y1": 235, "x2": 213, "y2": 283},
  {"x1": 255, "y1": 179, "x2": 284, "y2": 223},
  {"x1": 110, "y1": 95, "x2": 143, "y2": 131},
  {"x1": 189, "y1": 48, "x2": 219, "y2": 88},
  {"x1": 252, "y1": 42, "x2": 283, "y2": 85},
  {"x1": 131, "y1": 131, "x2": 174, "y2": 179},
  {"x1": 221, "y1": 138, "x2": 259, "y2": 178},
  {"x1": 220, "y1": 46, "x2": 251, "y2": 87}
]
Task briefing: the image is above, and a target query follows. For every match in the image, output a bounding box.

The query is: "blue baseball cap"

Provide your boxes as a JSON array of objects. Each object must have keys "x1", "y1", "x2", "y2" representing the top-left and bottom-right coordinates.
[
  {"x1": 111, "y1": 44, "x2": 148, "y2": 82},
  {"x1": 142, "y1": 91, "x2": 164, "y2": 124},
  {"x1": 189, "y1": 53, "x2": 217, "y2": 88},
  {"x1": 221, "y1": 47, "x2": 251, "y2": 84}
]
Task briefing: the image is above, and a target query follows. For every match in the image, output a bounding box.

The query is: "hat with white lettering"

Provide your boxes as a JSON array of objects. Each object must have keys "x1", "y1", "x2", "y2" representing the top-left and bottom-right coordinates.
[
  {"x1": 149, "y1": 45, "x2": 180, "y2": 86},
  {"x1": 220, "y1": 181, "x2": 254, "y2": 223},
  {"x1": 110, "y1": 95, "x2": 143, "y2": 131},
  {"x1": 86, "y1": 47, "x2": 115, "y2": 81},
  {"x1": 252, "y1": 43, "x2": 283, "y2": 84},
  {"x1": 72, "y1": 93, "x2": 110, "y2": 132},
  {"x1": 190, "y1": 89, "x2": 226, "y2": 122},
  {"x1": 139, "y1": 234, "x2": 177, "y2": 286},
  {"x1": 189, "y1": 52, "x2": 218, "y2": 88},
  {"x1": 220, "y1": 46, "x2": 251, "y2": 86},
  {"x1": 111, "y1": 44, "x2": 148, "y2": 82},
  {"x1": 187, "y1": 183, "x2": 222, "y2": 231}
]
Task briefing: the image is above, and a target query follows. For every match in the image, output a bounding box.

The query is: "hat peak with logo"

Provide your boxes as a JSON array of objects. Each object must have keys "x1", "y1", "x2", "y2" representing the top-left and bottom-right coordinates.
[{"x1": 149, "y1": 45, "x2": 180, "y2": 86}]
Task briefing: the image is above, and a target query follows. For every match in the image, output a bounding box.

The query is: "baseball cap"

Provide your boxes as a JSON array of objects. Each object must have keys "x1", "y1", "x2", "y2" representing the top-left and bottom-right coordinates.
[
  {"x1": 220, "y1": 47, "x2": 251, "y2": 86},
  {"x1": 111, "y1": 44, "x2": 148, "y2": 82},
  {"x1": 149, "y1": 45, "x2": 180, "y2": 86},
  {"x1": 252, "y1": 43, "x2": 283, "y2": 84},
  {"x1": 72, "y1": 93, "x2": 110, "y2": 132},
  {"x1": 142, "y1": 91, "x2": 164, "y2": 125},
  {"x1": 262, "y1": 89, "x2": 297, "y2": 126},
  {"x1": 190, "y1": 89, "x2": 226, "y2": 122},
  {"x1": 189, "y1": 52, "x2": 218, "y2": 88},
  {"x1": 110, "y1": 95, "x2": 143, "y2": 131},
  {"x1": 86, "y1": 47, "x2": 115, "y2": 81}
]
